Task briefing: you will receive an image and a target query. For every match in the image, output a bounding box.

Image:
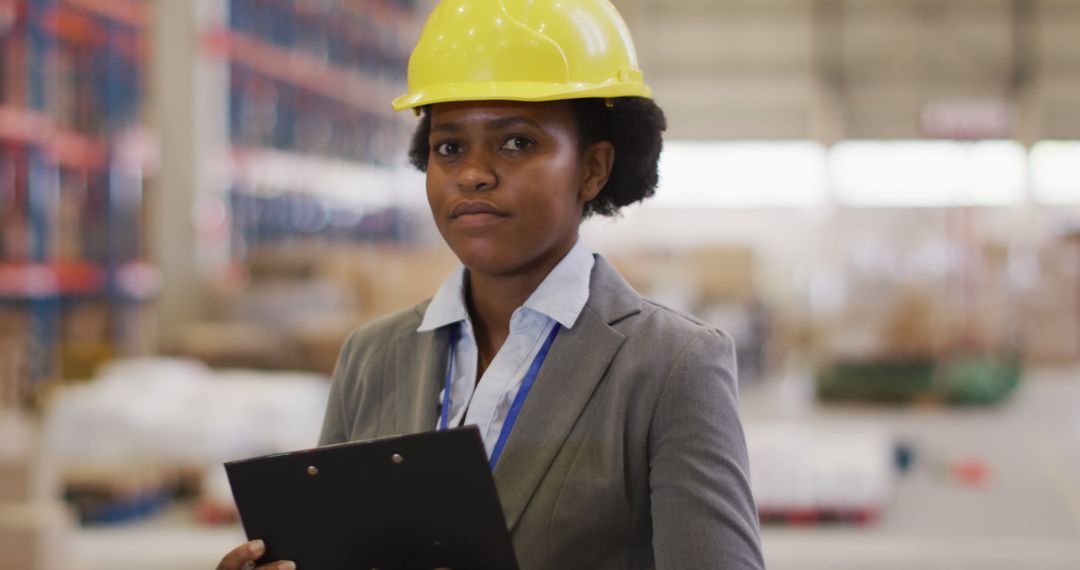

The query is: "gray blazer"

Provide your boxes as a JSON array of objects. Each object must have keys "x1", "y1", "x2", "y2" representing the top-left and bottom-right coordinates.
[{"x1": 319, "y1": 256, "x2": 765, "y2": 570}]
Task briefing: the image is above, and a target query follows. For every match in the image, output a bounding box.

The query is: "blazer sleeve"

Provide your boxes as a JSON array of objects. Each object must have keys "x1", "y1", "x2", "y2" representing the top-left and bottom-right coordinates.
[
  {"x1": 648, "y1": 328, "x2": 765, "y2": 570},
  {"x1": 318, "y1": 330, "x2": 360, "y2": 447}
]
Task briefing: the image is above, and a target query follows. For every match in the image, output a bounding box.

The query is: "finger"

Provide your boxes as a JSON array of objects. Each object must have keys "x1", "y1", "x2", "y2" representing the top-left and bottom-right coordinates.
[
  {"x1": 254, "y1": 562, "x2": 296, "y2": 570},
  {"x1": 216, "y1": 540, "x2": 265, "y2": 570}
]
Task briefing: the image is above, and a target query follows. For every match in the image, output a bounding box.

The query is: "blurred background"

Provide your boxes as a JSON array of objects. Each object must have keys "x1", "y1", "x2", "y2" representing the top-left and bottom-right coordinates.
[{"x1": 1, "y1": 0, "x2": 1079, "y2": 568}]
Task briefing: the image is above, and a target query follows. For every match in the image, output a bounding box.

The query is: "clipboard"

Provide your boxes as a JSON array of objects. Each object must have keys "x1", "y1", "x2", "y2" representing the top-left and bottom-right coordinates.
[{"x1": 225, "y1": 426, "x2": 520, "y2": 570}]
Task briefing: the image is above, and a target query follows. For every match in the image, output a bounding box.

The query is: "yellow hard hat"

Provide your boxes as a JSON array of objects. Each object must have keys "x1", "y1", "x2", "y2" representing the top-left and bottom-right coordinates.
[{"x1": 392, "y1": 0, "x2": 651, "y2": 111}]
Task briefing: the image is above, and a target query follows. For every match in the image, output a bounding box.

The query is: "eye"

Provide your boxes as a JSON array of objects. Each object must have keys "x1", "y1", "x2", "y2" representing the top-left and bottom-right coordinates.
[
  {"x1": 500, "y1": 136, "x2": 534, "y2": 152},
  {"x1": 432, "y1": 141, "x2": 461, "y2": 157}
]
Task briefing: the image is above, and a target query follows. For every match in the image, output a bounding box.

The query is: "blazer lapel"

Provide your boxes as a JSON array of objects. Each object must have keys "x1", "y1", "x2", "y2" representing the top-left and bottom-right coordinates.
[
  {"x1": 395, "y1": 306, "x2": 448, "y2": 435},
  {"x1": 493, "y1": 256, "x2": 641, "y2": 531}
]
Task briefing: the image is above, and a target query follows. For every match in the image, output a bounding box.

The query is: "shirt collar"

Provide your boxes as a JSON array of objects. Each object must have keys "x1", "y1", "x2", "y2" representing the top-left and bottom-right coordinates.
[
  {"x1": 417, "y1": 239, "x2": 595, "y2": 332},
  {"x1": 416, "y1": 265, "x2": 469, "y2": 332}
]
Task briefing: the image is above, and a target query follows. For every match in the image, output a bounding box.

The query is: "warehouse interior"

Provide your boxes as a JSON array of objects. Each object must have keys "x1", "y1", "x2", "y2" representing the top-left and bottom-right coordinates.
[{"x1": 2, "y1": 0, "x2": 1080, "y2": 568}]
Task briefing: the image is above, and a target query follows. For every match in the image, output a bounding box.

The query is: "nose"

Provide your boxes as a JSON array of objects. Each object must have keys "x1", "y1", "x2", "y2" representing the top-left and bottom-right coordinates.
[{"x1": 457, "y1": 150, "x2": 497, "y2": 192}]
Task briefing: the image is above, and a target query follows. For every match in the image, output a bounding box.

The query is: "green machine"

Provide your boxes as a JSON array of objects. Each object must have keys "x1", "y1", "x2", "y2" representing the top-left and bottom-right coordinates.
[{"x1": 817, "y1": 355, "x2": 1021, "y2": 405}]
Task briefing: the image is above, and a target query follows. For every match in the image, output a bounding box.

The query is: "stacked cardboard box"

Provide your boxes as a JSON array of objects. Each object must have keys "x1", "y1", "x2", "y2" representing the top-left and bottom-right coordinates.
[
  {"x1": 0, "y1": 503, "x2": 72, "y2": 570},
  {"x1": 607, "y1": 247, "x2": 757, "y2": 304},
  {"x1": 0, "y1": 309, "x2": 30, "y2": 408},
  {"x1": 0, "y1": 412, "x2": 73, "y2": 570},
  {"x1": 174, "y1": 243, "x2": 461, "y2": 373},
  {"x1": 1016, "y1": 239, "x2": 1080, "y2": 363}
]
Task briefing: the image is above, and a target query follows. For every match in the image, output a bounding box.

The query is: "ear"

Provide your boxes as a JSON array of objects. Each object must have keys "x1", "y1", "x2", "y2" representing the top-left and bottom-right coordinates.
[{"x1": 579, "y1": 141, "x2": 615, "y2": 204}]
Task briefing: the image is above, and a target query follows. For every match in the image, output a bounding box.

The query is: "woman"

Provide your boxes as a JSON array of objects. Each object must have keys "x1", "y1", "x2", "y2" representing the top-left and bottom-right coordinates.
[{"x1": 217, "y1": 1, "x2": 763, "y2": 569}]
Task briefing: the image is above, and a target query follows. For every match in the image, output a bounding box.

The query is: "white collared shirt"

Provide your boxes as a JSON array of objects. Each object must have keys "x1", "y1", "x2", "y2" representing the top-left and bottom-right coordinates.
[{"x1": 416, "y1": 239, "x2": 595, "y2": 458}]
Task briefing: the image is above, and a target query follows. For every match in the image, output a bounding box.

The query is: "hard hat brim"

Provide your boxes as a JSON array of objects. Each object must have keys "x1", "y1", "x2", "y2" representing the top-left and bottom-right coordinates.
[{"x1": 391, "y1": 80, "x2": 652, "y2": 112}]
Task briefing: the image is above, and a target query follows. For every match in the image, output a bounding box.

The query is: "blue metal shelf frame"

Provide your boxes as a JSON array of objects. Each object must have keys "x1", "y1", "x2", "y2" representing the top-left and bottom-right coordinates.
[
  {"x1": 10, "y1": 0, "x2": 153, "y2": 384},
  {"x1": 25, "y1": 0, "x2": 61, "y2": 382}
]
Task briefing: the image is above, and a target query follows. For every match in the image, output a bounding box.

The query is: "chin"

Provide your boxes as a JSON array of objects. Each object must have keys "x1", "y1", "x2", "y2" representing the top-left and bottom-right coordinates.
[
  {"x1": 449, "y1": 240, "x2": 529, "y2": 277},
  {"x1": 443, "y1": 229, "x2": 569, "y2": 279},
  {"x1": 454, "y1": 249, "x2": 518, "y2": 276}
]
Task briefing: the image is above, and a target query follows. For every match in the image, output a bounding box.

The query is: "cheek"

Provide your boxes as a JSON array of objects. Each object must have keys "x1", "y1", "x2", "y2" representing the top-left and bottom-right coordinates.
[
  {"x1": 424, "y1": 168, "x2": 449, "y2": 215},
  {"x1": 526, "y1": 152, "x2": 585, "y2": 218},
  {"x1": 424, "y1": 178, "x2": 436, "y2": 210}
]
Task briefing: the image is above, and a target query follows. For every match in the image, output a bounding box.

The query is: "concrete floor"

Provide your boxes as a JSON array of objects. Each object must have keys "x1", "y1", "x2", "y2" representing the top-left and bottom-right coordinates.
[
  {"x1": 71, "y1": 366, "x2": 1080, "y2": 570},
  {"x1": 750, "y1": 365, "x2": 1080, "y2": 570}
]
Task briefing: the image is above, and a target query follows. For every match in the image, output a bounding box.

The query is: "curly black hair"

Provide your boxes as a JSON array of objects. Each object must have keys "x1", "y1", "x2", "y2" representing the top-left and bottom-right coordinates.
[{"x1": 407, "y1": 97, "x2": 667, "y2": 217}]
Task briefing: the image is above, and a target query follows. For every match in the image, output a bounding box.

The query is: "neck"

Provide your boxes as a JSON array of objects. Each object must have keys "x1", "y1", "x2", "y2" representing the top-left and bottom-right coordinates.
[
  {"x1": 467, "y1": 272, "x2": 536, "y2": 352},
  {"x1": 465, "y1": 241, "x2": 575, "y2": 365}
]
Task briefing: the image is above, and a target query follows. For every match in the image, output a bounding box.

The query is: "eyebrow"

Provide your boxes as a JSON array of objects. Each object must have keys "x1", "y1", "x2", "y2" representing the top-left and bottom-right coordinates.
[{"x1": 430, "y1": 115, "x2": 542, "y2": 135}]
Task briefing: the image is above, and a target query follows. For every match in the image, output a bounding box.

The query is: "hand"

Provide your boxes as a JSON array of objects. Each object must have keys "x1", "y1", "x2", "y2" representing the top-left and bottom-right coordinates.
[{"x1": 215, "y1": 539, "x2": 295, "y2": 570}]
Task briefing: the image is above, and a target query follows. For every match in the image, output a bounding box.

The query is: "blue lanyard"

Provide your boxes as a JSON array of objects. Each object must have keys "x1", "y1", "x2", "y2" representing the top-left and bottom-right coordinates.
[{"x1": 439, "y1": 323, "x2": 561, "y2": 470}]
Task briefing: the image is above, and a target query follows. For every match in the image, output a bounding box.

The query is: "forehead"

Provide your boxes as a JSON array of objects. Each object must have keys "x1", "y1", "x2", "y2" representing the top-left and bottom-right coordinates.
[{"x1": 429, "y1": 100, "x2": 577, "y2": 132}]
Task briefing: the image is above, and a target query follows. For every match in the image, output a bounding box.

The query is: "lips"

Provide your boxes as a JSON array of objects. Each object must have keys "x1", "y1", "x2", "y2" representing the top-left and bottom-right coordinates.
[{"x1": 450, "y1": 200, "x2": 509, "y2": 220}]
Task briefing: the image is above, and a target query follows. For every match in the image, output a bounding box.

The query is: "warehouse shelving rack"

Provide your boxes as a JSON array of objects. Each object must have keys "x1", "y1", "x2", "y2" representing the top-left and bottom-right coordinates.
[
  {"x1": 200, "y1": 0, "x2": 420, "y2": 262},
  {"x1": 0, "y1": 0, "x2": 158, "y2": 398}
]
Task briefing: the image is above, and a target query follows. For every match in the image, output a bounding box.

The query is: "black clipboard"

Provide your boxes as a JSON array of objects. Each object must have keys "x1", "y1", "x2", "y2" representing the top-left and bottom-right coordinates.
[{"x1": 225, "y1": 426, "x2": 520, "y2": 570}]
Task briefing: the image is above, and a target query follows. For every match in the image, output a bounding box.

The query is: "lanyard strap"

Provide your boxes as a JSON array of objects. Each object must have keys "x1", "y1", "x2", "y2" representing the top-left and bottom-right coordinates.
[
  {"x1": 438, "y1": 323, "x2": 561, "y2": 470},
  {"x1": 438, "y1": 325, "x2": 459, "y2": 434}
]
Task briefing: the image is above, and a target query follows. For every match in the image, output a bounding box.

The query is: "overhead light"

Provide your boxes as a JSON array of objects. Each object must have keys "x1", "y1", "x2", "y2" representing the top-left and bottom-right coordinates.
[
  {"x1": 1030, "y1": 141, "x2": 1080, "y2": 205},
  {"x1": 828, "y1": 140, "x2": 1026, "y2": 207},
  {"x1": 651, "y1": 141, "x2": 828, "y2": 209}
]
